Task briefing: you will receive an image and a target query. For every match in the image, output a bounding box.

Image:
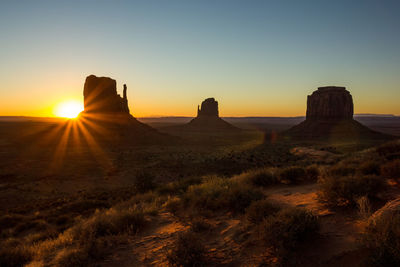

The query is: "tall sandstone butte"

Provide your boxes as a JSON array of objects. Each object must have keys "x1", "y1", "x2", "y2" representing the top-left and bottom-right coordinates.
[
  {"x1": 306, "y1": 86, "x2": 353, "y2": 121},
  {"x1": 284, "y1": 86, "x2": 388, "y2": 139},
  {"x1": 79, "y1": 75, "x2": 174, "y2": 144},
  {"x1": 197, "y1": 98, "x2": 219, "y2": 117},
  {"x1": 83, "y1": 75, "x2": 129, "y2": 114}
]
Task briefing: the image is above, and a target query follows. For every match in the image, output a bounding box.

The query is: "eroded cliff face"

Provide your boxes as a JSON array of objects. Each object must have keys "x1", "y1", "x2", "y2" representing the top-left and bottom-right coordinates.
[
  {"x1": 285, "y1": 86, "x2": 388, "y2": 139},
  {"x1": 197, "y1": 98, "x2": 219, "y2": 117},
  {"x1": 306, "y1": 86, "x2": 353, "y2": 121},
  {"x1": 83, "y1": 75, "x2": 129, "y2": 114}
]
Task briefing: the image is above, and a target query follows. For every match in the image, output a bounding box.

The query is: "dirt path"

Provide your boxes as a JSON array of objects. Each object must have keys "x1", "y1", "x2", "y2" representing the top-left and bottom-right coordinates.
[
  {"x1": 102, "y1": 183, "x2": 367, "y2": 266},
  {"x1": 266, "y1": 183, "x2": 367, "y2": 266},
  {"x1": 100, "y1": 212, "x2": 188, "y2": 266}
]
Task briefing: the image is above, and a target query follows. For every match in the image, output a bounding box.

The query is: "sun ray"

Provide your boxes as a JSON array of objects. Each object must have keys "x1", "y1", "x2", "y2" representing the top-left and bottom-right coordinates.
[
  {"x1": 49, "y1": 120, "x2": 73, "y2": 169},
  {"x1": 76, "y1": 118, "x2": 112, "y2": 169}
]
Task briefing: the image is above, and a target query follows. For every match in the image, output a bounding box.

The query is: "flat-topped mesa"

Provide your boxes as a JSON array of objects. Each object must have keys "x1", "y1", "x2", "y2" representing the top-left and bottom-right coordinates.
[
  {"x1": 306, "y1": 86, "x2": 353, "y2": 121},
  {"x1": 197, "y1": 98, "x2": 219, "y2": 117},
  {"x1": 83, "y1": 75, "x2": 129, "y2": 114}
]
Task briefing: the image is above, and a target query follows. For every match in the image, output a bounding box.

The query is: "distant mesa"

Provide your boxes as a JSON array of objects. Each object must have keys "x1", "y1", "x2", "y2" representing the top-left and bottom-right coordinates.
[
  {"x1": 285, "y1": 86, "x2": 390, "y2": 139},
  {"x1": 163, "y1": 97, "x2": 239, "y2": 133},
  {"x1": 183, "y1": 98, "x2": 239, "y2": 132},
  {"x1": 306, "y1": 86, "x2": 353, "y2": 121},
  {"x1": 197, "y1": 98, "x2": 219, "y2": 117}
]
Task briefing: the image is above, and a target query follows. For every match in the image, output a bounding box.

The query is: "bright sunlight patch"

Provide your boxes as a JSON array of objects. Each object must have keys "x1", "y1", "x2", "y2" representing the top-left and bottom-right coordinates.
[{"x1": 55, "y1": 100, "x2": 83, "y2": 118}]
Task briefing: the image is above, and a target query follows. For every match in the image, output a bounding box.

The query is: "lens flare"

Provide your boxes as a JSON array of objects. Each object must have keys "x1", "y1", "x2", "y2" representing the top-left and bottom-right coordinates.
[{"x1": 55, "y1": 101, "x2": 83, "y2": 118}]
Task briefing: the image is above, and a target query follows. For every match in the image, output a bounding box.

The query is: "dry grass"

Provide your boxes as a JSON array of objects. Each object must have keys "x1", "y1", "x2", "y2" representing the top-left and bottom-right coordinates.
[
  {"x1": 260, "y1": 207, "x2": 320, "y2": 264},
  {"x1": 182, "y1": 176, "x2": 263, "y2": 214},
  {"x1": 166, "y1": 230, "x2": 207, "y2": 267},
  {"x1": 318, "y1": 174, "x2": 386, "y2": 207},
  {"x1": 0, "y1": 197, "x2": 157, "y2": 266},
  {"x1": 245, "y1": 199, "x2": 280, "y2": 224},
  {"x1": 364, "y1": 213, "x2": 400, "y2": 266},
  {"x1": 381, "y1": 160, "x2": 400, "y2": 180}
]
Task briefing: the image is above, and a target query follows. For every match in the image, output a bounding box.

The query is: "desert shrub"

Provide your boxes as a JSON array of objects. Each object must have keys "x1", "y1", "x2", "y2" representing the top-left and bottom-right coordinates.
[
  {"x1": 328, "y1": 164, "x2": 356, "y2": 177},
  {"x1": 56, "y1": 199, "x2": 110, "y2": 215},
  {"x1": 225, "y1": 183, "x2": 263, "y2": 213},
  {"x1": 278, "y1": 166, "x2": 307, "y2": 184},
  {"x1": 54, "y1": 247, "x2": 90, "y2": 267},
  {"x1": 381, "y1": 160, "x2": 400, "y2": 180},
  {"x1": 117, "y1": 192, "x2": 164, "y2": 216},
  {"x1": 164, "y1": 196, "x2": 182, "y2": 215},
  {"x1": 242, "y1": 168, "x2": 278, "y2": 187},
  {"x1": 246, "y1": 199, "x2": 280, "y2": 224},
  {"x1": 25, "y1": 205, "x2": 148, "y2": 266},
  {"x1": 53, "y1": 234, "x2": 118, "y2": 267},
  {"x1": 305, "y1": 165, "x2": 320, "y2": 182},
  {"x1": 0, "y1": 243, "x2": 32, "y2": 267},
  {"x1": 134, "y1": 170, "x2": 155, "y2": 193},
  {"x1": 167, "y1": 231, "x2": 207, "y2": 267},
  {"x1": 157, "y1": 177, "x2": 202, "y2": 195},
  {"x1": 357, "y1": 196, "x2": 372, "y2": 219},
  {"x1": 319, "y1": 175, "x2": 386, "y2": 207},
  {"x1": 360, "y1": 161, "x2": 381, "y2": 176},
  {"x1": 0, "y1": 214, "x2": 26, "y2": 230},
  {"x1": 260, "y1": 207, "x2": 319, "y2": 263},
  {"x1": 182, "y1": 177, "x2": 229, "y2": 212},
  {"x1": 183, "y1": 177, "x2": 263, "y2": 214},
  {"x1": 13, "y1": 219, "x2": 50, "y2": 235},
  {"x1": 71, "y1": 207, "x2": 146, "y2": 239},
  {"x1": 363, "y1": 213, "x2": 400, "y2": 266},
  {"x1": 190, "y1": 217, "x2": 211, "y2": 233},
  {"x1": 376, "y1": 141, "x2": 400, "y2": 158}
]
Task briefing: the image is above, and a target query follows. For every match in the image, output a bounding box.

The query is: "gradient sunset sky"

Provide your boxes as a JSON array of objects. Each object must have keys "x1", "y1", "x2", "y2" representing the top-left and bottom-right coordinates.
[{"x1": 1, "y1": 0, "x2": 399, "y2": 117}]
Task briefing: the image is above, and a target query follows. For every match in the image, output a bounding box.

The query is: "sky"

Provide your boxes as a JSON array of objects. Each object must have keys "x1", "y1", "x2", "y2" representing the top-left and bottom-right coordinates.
[{"x1": 0, "y1": 0, "x2": 399, "y2": 117}]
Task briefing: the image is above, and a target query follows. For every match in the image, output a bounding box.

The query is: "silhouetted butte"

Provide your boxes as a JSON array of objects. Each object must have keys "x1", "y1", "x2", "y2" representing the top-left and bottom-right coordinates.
[
  {"x1": 285, "y1": 86, "x2": 389, "y2": 140},
  {"x1": 79, "y1": 75, "x2": 172, "y2": 144}
]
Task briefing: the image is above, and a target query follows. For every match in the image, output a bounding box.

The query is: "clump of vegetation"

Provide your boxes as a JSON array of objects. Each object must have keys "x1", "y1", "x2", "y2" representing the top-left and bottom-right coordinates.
[
  {"x1": 167, "y1": 231, "x2": 207, "y2": 267},
  {"x1": 357, "y1": 196, "x2": 372, "y2": 218},
  {"x1": 157, "y1": 177, "x2": 203, "y2": 195},
  {"x1": 381, "y1": 160, "x2": 400, "y2": 180},
  {"x1": 182, "y1": 176, "x2": 263, "y2": 214},
  {"x1": 328, "y1": 164, "x2": 356, "y2": 177},
  {"x1": 245, "y1": 199, "x2": 280, "y2": 224},
  {"x1": 376, "y1": 141, "x2": 400, "y2": 159},
  {"x1": 319, "y1": 175, "x2": 386, "y2": 207},
  {"x1": 134, "y1": 170, "x2": 155, "y2": 193},
  {"x1": 360, "y1": 160, "x2": 381, "y2": 176},
  {"x1": 363, "y1": 213, "x2": 400, "y2": 266},
  {"x1": 305, "y1": 165, "x2": 320, "y2": 182},
  {"x1": 241, "y1": 168, "x2": 279, "y2": 187},
  {"x1": 260, "y1": 207, "x2": 319, "y2": 263},
  {"x1": 72, "y1": 207, "x2": 146, "y2": 238},
  {"x1": 13, "y1": 203, "x2": 151, "y2": 266},
  {"x1": 278, "y1": 166, "x2": 307, "y2": 184},
  {"x1": 50, "y1": 207, "x2": 147, "y2": 266},
  {"x1": 0, "y1": 242, "x2": 32, "y2": 267},
  {"x1": 190, "y1": 217, "x2": 212, "y2": 233},
  {"x1": 164, "y1": 196, "x2": 182, "y2": 215}
]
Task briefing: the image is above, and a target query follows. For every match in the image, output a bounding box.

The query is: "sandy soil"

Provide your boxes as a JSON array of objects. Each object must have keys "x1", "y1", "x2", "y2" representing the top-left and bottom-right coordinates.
[{"x1": 100, "y1": 183, "x2": 369, "y2": 266}]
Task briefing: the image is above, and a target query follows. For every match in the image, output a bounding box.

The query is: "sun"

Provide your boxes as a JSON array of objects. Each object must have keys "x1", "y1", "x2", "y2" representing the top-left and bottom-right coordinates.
[{"x1": 55, "y1": 100, "x2": 84, "y2": 119}]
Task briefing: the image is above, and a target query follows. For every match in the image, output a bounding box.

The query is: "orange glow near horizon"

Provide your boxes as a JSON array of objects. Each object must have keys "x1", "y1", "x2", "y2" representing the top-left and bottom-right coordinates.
[{"x1": 54, "y1": 100, "x2": 84, "y2": 119}]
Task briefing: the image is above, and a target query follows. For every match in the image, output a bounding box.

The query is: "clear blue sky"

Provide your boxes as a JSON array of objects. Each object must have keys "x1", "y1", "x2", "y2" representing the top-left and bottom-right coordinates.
[{"x1": 0, "y1": 0, "x2": 399, "y2": 117}]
